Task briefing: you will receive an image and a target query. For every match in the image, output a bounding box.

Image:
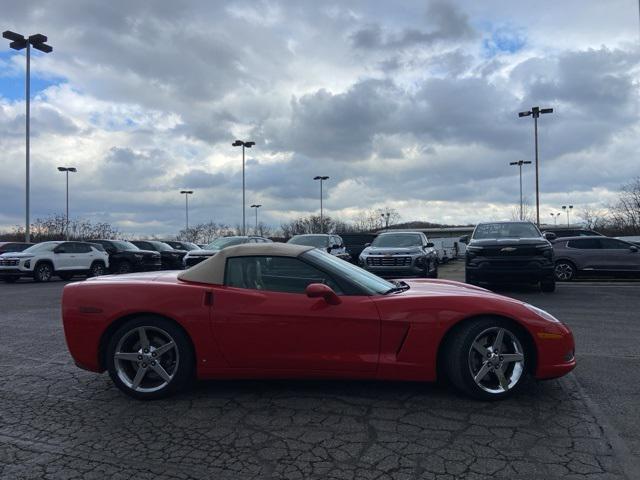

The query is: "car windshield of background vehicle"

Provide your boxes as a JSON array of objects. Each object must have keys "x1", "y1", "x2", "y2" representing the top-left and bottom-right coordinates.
[
  {"x1": 288, "y1": 235, "x2": 329, "y2": 248},
  {"x1": 371, "y1": 234, "x2": 422, "y2": 248},
  {"x1": 303, "y1": 249, "x2": 394, "y2": 295},
  {"x1": 112, "y1": 240, "x2": 139, "y2": 251},
  {"x1": 22, "y1": 242, "x2": 57, "y2": 253},
  {"x1": 206, "y1": 237, "x2": 247, "y2": 249},
  {"x1": 473, "y1": 223, "x2": 540, "y2": 240},
  {"x1": 151, "y1": 241, "x2": 175, "y2": 251}
]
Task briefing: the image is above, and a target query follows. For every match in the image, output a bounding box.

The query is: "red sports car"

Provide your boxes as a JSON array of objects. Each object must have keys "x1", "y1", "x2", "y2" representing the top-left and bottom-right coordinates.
[{"x1": 62, "y1": 243, "x2": 575, "y2": 400}]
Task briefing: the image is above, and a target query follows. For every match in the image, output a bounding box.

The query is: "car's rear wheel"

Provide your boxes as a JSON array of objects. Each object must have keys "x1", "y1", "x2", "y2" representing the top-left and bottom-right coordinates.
[
  {"x1": 444, "y1": 318, "x2": 528, "y2": 400},
  {"x1": 106, "y1": 317, "x2": 194, "y2": 400},
  {"x1": 33, "y1": 262, "x2": 53, "y2": 282},
  {"x1": 554, "y1": 261, "x2": 576, "y2": 281},
  {"x1": 89, "y1": 262, "x2": 106, "y2": 277}
]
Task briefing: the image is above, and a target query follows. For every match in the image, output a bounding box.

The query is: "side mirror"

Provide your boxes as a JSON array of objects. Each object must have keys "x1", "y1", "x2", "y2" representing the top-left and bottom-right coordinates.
[
  {"x1": 459, "y1": 235, "x2": 469, "y2": 244},
  {"x1": 543, "y1": 232, "x2": 557, "y2": 241},
  {"x1": 364, "y1": 243, "x2": 371, "y2": 248},
  {"x1": 305, "y1": 283, "x2": 341, "y2": 305},
  {"x1": 630, "y1": 246, "x2": 638, "y2": 253},
  {"x1": 426, "y1": 242, "x2": 435, "y2": 248}
]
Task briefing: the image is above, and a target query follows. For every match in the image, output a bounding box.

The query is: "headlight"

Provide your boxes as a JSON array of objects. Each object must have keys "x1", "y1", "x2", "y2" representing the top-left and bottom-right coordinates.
[
  {"x1": 523, "y1": 303, "x2": 561, "y2": 323},
  {"x1": 536, "y1": 245, "x2": 553, "y2": 258}
]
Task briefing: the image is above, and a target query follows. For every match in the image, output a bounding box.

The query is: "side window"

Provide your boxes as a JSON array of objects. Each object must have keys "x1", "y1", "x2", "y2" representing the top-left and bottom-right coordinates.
[
  {"x1": 599, "y1": 239, "x2": 630, "y2": 250},
  {"x1": 56, "y1": 242, "x2": 73, "y2": 253},
  {"x1": 567, "y1": 239, "x2": 600, "y2": 249},
  {"x1": 225, "y1": 256, "x2": 342, "y2": 294},
  {"x1": 74, "y1": 243, "x2": 92, "y2": 253}
]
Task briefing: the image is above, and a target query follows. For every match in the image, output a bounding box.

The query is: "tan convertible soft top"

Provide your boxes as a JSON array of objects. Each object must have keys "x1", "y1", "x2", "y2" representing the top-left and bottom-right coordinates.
[{"x1": 177, "y1": 243, "x2": 315, "y2": 285}]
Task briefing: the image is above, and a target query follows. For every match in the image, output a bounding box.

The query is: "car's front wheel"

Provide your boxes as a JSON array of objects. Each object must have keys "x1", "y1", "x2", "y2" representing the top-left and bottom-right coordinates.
[
  {"x1": 444, "y1": 318, "x2": 529, "y2": 400},
  {"x1": 554, "y1": 261, "x2": 576, "y2": 281},
  {"x1": 33, "y1": 262, "x2": 53, "y2": 282},
  {"x1": 106, "y1": 317, "x2": 194, "y2": 400}
]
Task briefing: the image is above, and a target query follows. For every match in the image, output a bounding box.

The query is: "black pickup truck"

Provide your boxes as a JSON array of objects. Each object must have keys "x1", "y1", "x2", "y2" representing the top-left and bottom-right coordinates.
[{"x1": 463, "y1": 221, "x2": 556, "y2": 292}]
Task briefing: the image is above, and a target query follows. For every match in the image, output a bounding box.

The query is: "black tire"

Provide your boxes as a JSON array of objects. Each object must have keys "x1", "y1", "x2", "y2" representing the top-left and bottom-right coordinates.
[
  {"x1": 89, "y1": 261, "x2": 106, "y2": 277},
  {"x1": 444, "y1": 317, "x2": 530, "y2": 401},
  {"x1": 554, "y1": 261, "x2": 576, "y2": 282},
  {"x1": 58, "y1": 272, "x2": 74, "y2": 281},
  {"x1": 2, "y1": 277, "x2": 19, "y2": 283},
  {"x1": 428, "y1": 261, "x2": 439, "y2": 278},
  {"x1": 116, "y1": 260, "x2": 133, "y2": 274},
  {"x1": 105, "y1": 316, "x2": 194, "y2": 400},
  {"x1": 464, "y1": 270, "x2": 480, "y2": 286},
  {"x1": 540, "y1": 277, "x2": 556, "y2": 292},
  {"x1": 33, "y1": 262, "x2": 53, "y2": 283}
]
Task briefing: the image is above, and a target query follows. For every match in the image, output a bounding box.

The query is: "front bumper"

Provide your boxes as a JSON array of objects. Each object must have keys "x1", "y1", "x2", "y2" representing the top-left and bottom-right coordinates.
[
  {"x1": 535, "y1": 328, "x2": 576, "y2": 379},
  {"x1": 466, "y1": 260, "x2": 554, "y2": 282}
]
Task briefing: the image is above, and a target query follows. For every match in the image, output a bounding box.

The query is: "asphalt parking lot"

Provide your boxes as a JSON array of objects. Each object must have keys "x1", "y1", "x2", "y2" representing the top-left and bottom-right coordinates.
[{"x1": 1, "y1": 264, "x2": 639, "y2": 480}]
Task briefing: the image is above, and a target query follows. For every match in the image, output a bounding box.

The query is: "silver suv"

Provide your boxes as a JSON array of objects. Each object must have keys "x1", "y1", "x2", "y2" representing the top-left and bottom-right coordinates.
[
  {"x1": 359, "y1": 231, "x2": 438, "y2": 278},
  {"x1": 553, "y1": 236, "x2": 640, "y2": 281}
]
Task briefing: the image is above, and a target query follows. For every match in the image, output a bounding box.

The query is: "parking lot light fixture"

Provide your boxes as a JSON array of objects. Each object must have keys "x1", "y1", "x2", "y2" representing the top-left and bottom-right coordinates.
[
  {"x1": 509, "y1": 160, "x2": 532, "y2": 221},
  {"x1": 313, "y1": 176, "x2": 330, "y2": 233},
  {"x1": 57, "y1": 167, "x2": 77, "y2": 240},
  {"x1": 232, "y1": 140, "x2": 255, "y2": 235},
  {"x1": 550, "y1": 212, "x2": 561, "y2": 225},
  {"x1": 180, "y1": 190, "x2": 193, "y2": 231},
  {"x1": 3, "y1": 31, "x2": 53, "y2": 242},
  {"x1": 250, "y1": 204, "x2": 262, "y2": 233},
  {"x1": 562, "y1": 205, "x2": 574, "y2": 227},
  {"x1": 518, "y1": 106, "x2": 554, "y2": 227}
]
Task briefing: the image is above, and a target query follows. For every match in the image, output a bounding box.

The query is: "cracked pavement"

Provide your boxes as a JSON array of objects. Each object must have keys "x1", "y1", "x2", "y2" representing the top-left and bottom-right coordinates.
[{"x1": 1, "y1": 266, "x2": 639, "y2": 479}]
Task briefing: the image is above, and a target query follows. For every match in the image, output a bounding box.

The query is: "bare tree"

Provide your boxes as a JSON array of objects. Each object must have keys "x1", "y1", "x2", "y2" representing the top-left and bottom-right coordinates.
[
  {"x1": 610, "y1": 177, "x2": 640, "y2": 234},
  {"x1": 509, "y1": 197, "x2": 535, "y2": 222}
]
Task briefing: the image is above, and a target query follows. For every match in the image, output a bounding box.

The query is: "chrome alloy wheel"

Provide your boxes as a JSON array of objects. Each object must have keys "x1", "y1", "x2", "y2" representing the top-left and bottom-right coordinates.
[
  {"x1": 554, "y1": 263, "x2": 574, "y2": 281},
  {"x1": 114, "y1": 326, "x2": 179, "y2": 393},
  {"x1": 468, "y1": 327, "x2": 525, "y2": 394}
]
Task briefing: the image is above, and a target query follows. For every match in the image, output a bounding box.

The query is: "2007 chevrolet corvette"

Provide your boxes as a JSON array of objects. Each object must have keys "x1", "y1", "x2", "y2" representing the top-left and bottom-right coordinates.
[{"x1": 62, "y1": 243, "x2": 575, "y2": 400}]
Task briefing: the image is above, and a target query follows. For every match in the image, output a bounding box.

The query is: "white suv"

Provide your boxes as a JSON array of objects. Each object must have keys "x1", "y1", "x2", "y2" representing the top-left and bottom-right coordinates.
[{"x1": 0, "y1": 241, "x2": 109, "y2": 283}]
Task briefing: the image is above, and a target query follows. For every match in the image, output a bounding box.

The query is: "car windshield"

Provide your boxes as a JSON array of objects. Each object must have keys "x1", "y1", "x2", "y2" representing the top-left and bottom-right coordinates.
[
  {"x1": 372, "y1": 234, "x2": 422, "y2": 248},
  {"x1": 111, "y1": 240, "x2": 139, "y2": 251},
  {"x1": 150, "y1": 241, "x2": 174, "y2": 251},
  {"x1": 22, "y1": 242, "x2": 58, "y2": 253},
  {"x1": 288, "y1": 235, "x2": 329, "y2": 248},
  {"x1": 473, "y1": 223, "x2": 541, "y2": 240},
  {"x1": 303, "y1": 249, "x2": 394, "y2": 295},
  {"x1": 205, "y1": 237, "x2": 247, "y2": 249},
  {"x1": 180, "y1": 242, "x2": 200, "y2": 251}
]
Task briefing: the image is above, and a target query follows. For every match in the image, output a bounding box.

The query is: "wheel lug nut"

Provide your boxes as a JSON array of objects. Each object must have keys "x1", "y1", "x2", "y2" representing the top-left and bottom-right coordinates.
[
  {"x1": 142, "y1": 363, "x2": 147, "y2": 368},
  {"x1": 151, "y1": 361, "x2": 156, "y2": 366},
  {"x1": 143, "y1": 349, "x2": 149, "y2": 353},
  {"x1": 137, "y1": 355, "x2": 143, "y2": 360},
  {"x1": 152, "y1": 352, "x2": 156, "y2": 357}
]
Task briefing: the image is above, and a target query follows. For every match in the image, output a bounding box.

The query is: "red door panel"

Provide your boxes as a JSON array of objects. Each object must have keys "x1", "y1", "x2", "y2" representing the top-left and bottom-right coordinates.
[{"x1": 212, "y1": 286, "x2": 380, "y2": 372}]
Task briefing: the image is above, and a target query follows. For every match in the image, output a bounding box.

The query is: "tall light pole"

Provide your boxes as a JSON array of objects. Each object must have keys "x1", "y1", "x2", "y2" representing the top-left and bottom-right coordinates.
[
  {"x1": 509, "y1": 160, "x2": 532, "y2": 221},
  {"x1": 518, "y1": 106, "x2": 553, "y2": 227},
  {"x1": 550, "y1": 212, "x2": 561, "y2": 225},
  {"x1": 562, "y1": 205, "x2": 573, "y2": 227},
  {"x1": 3, "y1": 31, "x2": 53, "y2": 242},
  {"x1": 57, "y1": 167, "x2": 76, "y2": 240},
  {"x1": 232, "y1": 139, "x2": 255, "y2": 236},
  {"x1": 250, "y1": 204, "x2": 262, "y2": 234},
  {"x1": 313, "y1": 176, "x2": 329, "y2": 233},
  {"x1": 180, "y1": 190, "x2": 193, "y2": 231}
]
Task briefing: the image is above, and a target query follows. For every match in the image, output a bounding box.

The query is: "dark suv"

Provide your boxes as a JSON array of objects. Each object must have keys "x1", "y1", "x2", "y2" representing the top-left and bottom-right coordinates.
[
  {"x1": 88, "y1": 239, "x2": 162, "y2": 274},
  {"x1": 131, "y1": 240, "x2": 187, "y2": 270},
  {"x1": 340, "y1": 233, "x2": 378, "y2": 264},
  {"x1": 464, "y1": 221, "x2": 555, "y2": 292},
  {"x1": 541, "y1": 228, "x2": 603, "y2": 239}
]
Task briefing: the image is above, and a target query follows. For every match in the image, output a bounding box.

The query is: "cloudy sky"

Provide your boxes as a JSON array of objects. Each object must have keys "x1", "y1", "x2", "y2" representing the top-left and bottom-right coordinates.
[{"x1": 1, "y1": 1, "x2": 639, "y2": 235}]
